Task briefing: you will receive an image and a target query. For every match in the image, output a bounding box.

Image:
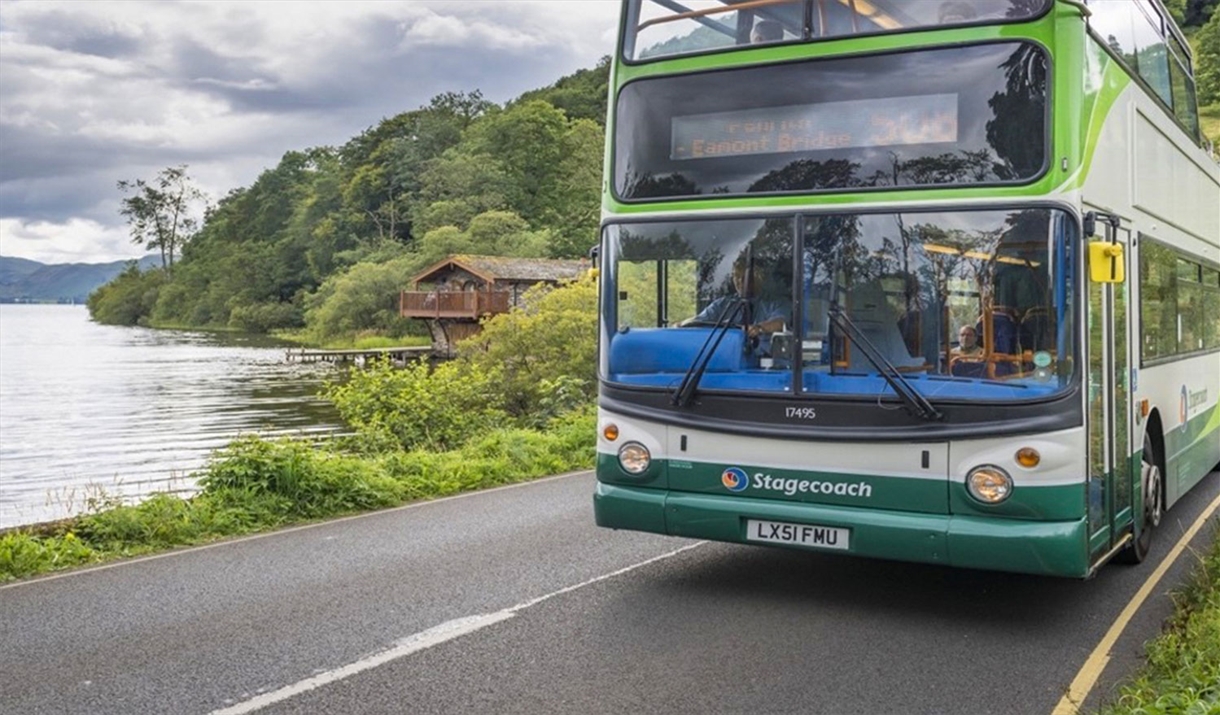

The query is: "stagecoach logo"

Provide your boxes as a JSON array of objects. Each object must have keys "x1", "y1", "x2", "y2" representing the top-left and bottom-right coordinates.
[
  {"x1": 1181, "y1": 385, "x2": 1209, "y2": 431},
  {"x1": 721, "y1": 467, "x2": 750, "y2": 492},
  {"x1": 721, "y1": 467, "x2": 874, "y2": 498}
]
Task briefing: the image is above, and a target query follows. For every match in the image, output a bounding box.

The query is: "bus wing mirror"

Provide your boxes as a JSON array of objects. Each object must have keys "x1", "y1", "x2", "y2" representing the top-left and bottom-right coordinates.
[{"x1": 1088, "y1": 241, "x2": 1125, "y2": 283}]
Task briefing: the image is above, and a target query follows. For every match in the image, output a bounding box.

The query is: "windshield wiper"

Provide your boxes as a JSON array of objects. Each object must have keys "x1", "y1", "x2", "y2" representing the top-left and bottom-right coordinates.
[
  {"x1": 673, "y1": 298, "x2": 745, "y2": 407},
  {"x1": 827, "y1": 303, "x2": 943, "y2": 421}
]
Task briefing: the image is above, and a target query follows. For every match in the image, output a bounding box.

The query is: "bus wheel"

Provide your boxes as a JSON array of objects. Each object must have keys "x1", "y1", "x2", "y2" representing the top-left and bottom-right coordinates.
[{"x1": 1118, "y1": 439, "x2": 1163, "y2": 565}]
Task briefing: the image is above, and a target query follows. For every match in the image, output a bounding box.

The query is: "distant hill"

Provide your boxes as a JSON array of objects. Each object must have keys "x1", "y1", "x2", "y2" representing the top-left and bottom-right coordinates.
[{"x1": 0, "y1": 255, "x2": 161, "y2": 303}]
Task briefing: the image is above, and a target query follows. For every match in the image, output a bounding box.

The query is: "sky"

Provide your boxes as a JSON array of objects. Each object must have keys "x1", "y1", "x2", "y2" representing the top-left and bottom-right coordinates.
[{"x1": 0, "y1": 0, "x2": 621, "y2": 264}]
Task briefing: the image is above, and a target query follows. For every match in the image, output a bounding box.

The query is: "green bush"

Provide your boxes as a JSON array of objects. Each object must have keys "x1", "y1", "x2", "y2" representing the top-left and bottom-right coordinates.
[
  {"x1": 198, "y1": 437, "x2": 404, "y2": 518},
  {"x1": 302, "y1": 255, "x2": 425, "y2": 344},
  {"x1": 0, "y1": 531, "x2": 98, "y2": 580},
  {"x1": 457, "y1": 275, "x2": 598, "y2": 418},
  {"x1": 87, "y1": 263, "x2": 168, "y2": 326},
  {"x1": 228, "y1": 302, "x2": 303, "y2": 332},
  {"x1": 325, "y1": 358, "x2": 507, "y2": 452},
  {"x1": 375, "y1": 406, "x2": 596, "y2": 496}
]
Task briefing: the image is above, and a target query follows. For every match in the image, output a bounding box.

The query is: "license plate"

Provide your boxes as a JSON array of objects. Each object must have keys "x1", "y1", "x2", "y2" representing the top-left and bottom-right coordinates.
[{"x1": 746, "y1": 519, "x2": 850, "y2": 551}]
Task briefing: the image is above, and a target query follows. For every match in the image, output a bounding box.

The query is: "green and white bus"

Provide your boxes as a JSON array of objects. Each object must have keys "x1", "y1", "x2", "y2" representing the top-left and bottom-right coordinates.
[{"x1": 593, "y1": 0, "x2": 1220, "y2": 577}]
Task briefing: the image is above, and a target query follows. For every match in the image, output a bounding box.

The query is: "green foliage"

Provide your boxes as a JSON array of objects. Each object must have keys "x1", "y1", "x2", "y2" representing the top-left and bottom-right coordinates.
[
  {"x1": 86, "y1": 262, "x2": 167, "y2": 326},
  {"x1": 458, "y1": 275, "x2": 598, "y2": 419},
  {"x1": 117, "y1": 165, "x2": 208, "y2": 274},
  {"x1": 302, "y1": 255, "x2": 422, "y2": 343},
  {"x1": 228, "y1": 301, "x2": 303, "y2": 332},
  {"x1": 1099, "y1": 531, "x2": 1220, "y2": 714},
  {"x1": 1166, "y1": 0, "x2": 1188, "y2": 25},
  {"x1": 371, "y1": 406, "x2": 596, "y2": 497},
  {"x1": 199, "y1": 437, "x2": 404, "y2": 518},
  {"x1": 513, "y1": 57, "x2": 611, "y2": 125},
  {"x1": 325, "y1": 358, "x2": 506, "y2": 452},
  {"x1": 1199, "y1": 103, "x2": 1220, "y2": 148},
  {"x1": 0, "y1": 531, "x2": 97, "y2": 581},
  {"x1": 1196, "y1": 11, "x2": 1220, "y2": 106},
  {"x1": 414, "y1": 210, "x2": 551, "y2": 265}
]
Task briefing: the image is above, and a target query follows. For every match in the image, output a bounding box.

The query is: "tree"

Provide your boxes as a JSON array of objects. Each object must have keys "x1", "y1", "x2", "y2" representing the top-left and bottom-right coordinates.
[
  {"x1": 117, "y1": 165, "x2": 208, "y2": 275},
  {"x1": 458, "y1": 275, "x2": 598, "y2": 418},
  {"x1": 1197, "y1": 11, "x2": 1220, "y2": 107}
]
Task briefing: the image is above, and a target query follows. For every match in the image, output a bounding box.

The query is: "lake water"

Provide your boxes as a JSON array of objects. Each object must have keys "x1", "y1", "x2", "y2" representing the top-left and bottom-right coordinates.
[{"x1": 0, "y1": 305, "x2": 346, "y2": 528}]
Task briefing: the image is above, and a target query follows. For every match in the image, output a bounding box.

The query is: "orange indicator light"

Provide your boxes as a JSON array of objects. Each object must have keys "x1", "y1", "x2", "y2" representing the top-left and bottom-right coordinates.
[
  {"x1": 603, "y1": 424, "x2": 619, "y2": 441},
  {"x1": 1016, "y1": 448, "x2": 1041, "y2": 468}
]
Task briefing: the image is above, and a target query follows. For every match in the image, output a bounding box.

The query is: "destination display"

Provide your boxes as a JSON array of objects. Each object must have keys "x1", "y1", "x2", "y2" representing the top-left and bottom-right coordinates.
[{"x1": 670, "y1": 94, "x2": 959, "y2": 160}]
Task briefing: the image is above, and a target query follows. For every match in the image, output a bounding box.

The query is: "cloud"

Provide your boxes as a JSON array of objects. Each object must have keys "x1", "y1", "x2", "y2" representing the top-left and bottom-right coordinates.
[
  {"x1": 0, "y1": 217, "x2": 136, "y2": 264},
  {"x1": 0, "y1": 0, "x2": 620, "y2": 263}
]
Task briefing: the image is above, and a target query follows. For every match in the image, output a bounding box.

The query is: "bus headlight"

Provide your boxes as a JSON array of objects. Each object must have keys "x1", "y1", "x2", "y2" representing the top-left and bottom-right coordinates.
[
  {"x1": 967, "y1": 466, "x2": 1013, "y2": 504},
  {"x1": 618, "y1": 442, "x2": 651, "y2": 474}
]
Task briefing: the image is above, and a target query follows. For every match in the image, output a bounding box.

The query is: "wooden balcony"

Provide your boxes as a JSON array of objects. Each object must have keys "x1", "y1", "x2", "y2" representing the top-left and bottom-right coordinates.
[{"x1": 400, "y1": 290, "x2": 514, "y2": 320}]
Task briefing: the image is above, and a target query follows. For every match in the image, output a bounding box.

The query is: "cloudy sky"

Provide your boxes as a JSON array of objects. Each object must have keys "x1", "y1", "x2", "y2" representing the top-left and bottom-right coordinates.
[{"x1": 0, "y1": 0, "x2": 620, "y2": 264}]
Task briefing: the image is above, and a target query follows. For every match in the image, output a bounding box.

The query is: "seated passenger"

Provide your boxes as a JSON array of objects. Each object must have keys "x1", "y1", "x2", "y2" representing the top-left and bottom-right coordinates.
[
  {"x1": 952, "y1": 325, "x2": 983, "y2": 358},
  {"x1": 751, "y1": 20, "x2": 784, "y2": 44}
]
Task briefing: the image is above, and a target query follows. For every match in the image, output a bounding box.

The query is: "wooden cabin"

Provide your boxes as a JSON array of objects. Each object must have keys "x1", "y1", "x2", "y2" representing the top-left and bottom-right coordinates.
[{"x1": 400, "y1": 254, "x2": 588, "y2": 356}]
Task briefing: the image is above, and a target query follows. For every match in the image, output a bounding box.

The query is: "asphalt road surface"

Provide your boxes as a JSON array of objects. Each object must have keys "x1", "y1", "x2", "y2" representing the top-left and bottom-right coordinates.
[{"x1": 1, "y1": 469, "x2": 1217, "y2": 715}]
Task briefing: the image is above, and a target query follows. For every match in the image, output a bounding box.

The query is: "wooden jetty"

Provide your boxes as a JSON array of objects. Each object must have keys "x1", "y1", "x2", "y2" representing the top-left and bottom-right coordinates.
[{"x1": 285, "y1": 346, "x2": 432, "y2": 365}]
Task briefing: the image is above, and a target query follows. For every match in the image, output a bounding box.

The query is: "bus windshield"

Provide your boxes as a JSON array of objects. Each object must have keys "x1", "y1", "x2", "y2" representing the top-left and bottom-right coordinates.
[
  {"x1": 615, "y1": 42, "x2": 1048, "y2": 200},
  {"x1": 602, "y1": 207, "x2": 1076, "y2": 403},
  {"x1": 623, "y1": 0, "x2": 1051, "y2": 62}
]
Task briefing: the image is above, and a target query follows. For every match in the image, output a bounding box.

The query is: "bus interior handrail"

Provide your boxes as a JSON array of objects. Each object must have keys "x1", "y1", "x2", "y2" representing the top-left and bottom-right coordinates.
[{"x1": 637, "y1": 0, "x2": 797, "y2": 32}]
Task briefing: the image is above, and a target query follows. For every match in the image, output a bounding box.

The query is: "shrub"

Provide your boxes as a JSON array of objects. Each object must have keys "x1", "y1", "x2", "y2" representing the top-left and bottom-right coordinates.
[
  {"x1": 87, "y1": 263, "x2": 168, "y2": 326},
  {"x1": 0, "y1": 531, "x2": 97, "y2": 581},
  {"x1": 457, "y1": 274, "x2": 597, "y2": 418},
  {"x1": 302, "y1": 255, "x2": 424, "y2": 344},
  {"x1": 198, "y1": 436, "x2": 403, "y2": 518},
  {"x1": 325, "y1": 358, "x2": 506, "y2": 452},
  {"x1": 228, "y1": 302, "x2": 303, "y2": 332}
]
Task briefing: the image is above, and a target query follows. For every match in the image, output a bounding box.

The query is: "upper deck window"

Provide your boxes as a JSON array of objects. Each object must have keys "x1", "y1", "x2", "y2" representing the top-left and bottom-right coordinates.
[
  {"x1": 615, "y1": 42, "x2": 1048, "y2": 201},
  {"x1": 623, "y1": 0, "x2": 1051, "y2": 62}
]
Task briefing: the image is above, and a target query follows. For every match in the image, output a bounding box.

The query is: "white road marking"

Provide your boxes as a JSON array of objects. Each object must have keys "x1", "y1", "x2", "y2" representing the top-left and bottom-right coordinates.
[
  {"x1": 208, "y1": 541, "x2": 706, "y2": 714},
  {"x1": 208, "y1": 613, "x2": 514, "y2": 715}
]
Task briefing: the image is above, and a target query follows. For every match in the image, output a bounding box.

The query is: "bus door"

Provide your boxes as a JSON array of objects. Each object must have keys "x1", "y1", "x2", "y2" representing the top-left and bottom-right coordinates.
[{"x1": 1086, "y1": 222, "x2": 1134, "y2": 560}]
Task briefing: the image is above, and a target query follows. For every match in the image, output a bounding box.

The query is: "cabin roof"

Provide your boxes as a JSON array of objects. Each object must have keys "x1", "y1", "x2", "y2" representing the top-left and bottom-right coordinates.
[{"x1": 410, "y1": 254, "x2": 587, "y2": 286}]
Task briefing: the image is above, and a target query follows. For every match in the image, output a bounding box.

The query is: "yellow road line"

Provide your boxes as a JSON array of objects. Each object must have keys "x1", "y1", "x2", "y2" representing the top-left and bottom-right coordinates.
[{"x1": 1052, "y1": 491, "x2": 1220, "y2": 715}]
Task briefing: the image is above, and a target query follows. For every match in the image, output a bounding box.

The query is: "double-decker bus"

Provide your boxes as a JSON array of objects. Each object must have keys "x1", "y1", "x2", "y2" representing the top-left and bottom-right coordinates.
[{"x1": 593, "y1": 0, "x2": 1220, "y2": 577}]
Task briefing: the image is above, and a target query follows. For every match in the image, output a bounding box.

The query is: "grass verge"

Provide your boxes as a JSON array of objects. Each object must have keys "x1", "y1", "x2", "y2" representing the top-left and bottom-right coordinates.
[
  {"x1": 1200, "y1": 103, "x2": 1220, "y2": 150},
  {"x1": 1097, "y1": 525, "x2": 1220, "y2": 714},
  {"x1": 0, "y1": 409, "x2": 594, "y2": 583}
]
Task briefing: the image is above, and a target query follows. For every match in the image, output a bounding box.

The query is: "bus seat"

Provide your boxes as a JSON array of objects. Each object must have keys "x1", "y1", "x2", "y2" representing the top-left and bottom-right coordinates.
[
  {"x1": 609, "y1": 327, "x2": 744, "y2": 374},
  {"x1": 846, "y1": 281, "x2": 923, "y2": 372},
  {"x1": 977, "y1": 307, "x2": 1020, "y2": 354},
  {"x1": 1020, "y1": 307, "x2": 1054, "y2": 352}
]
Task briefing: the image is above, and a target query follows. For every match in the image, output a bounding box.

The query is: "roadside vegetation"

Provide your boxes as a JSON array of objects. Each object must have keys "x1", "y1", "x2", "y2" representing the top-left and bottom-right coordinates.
[
  {"x1": 1097, "y1": 526, "x2": 1220, "y2": 714},
  {"x1": 3, "y1": 276, "x2": 597, "y2": 583}
]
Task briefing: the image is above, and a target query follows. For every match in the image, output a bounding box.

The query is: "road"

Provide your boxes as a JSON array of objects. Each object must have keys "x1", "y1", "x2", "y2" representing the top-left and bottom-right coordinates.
[{"x1": 1, "y1": 469, "x2": 1216, "y2": 715}]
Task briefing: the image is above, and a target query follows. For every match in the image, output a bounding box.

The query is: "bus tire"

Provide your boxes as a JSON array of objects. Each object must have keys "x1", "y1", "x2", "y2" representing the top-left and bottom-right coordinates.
[{"x1": 1118, "y1": 438, "x2": 1163, "y2": 565}]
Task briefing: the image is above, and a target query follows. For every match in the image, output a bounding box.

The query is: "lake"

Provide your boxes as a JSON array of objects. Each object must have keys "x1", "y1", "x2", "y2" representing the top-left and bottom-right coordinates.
[{"x1": 0, "y1": 304, "x2": 345, "y2": 528}]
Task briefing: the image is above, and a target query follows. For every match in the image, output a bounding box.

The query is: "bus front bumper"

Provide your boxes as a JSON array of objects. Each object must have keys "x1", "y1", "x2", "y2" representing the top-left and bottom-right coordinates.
[{"x1": 594, "y1": 482, "x2": 1090, "y2": 578}]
